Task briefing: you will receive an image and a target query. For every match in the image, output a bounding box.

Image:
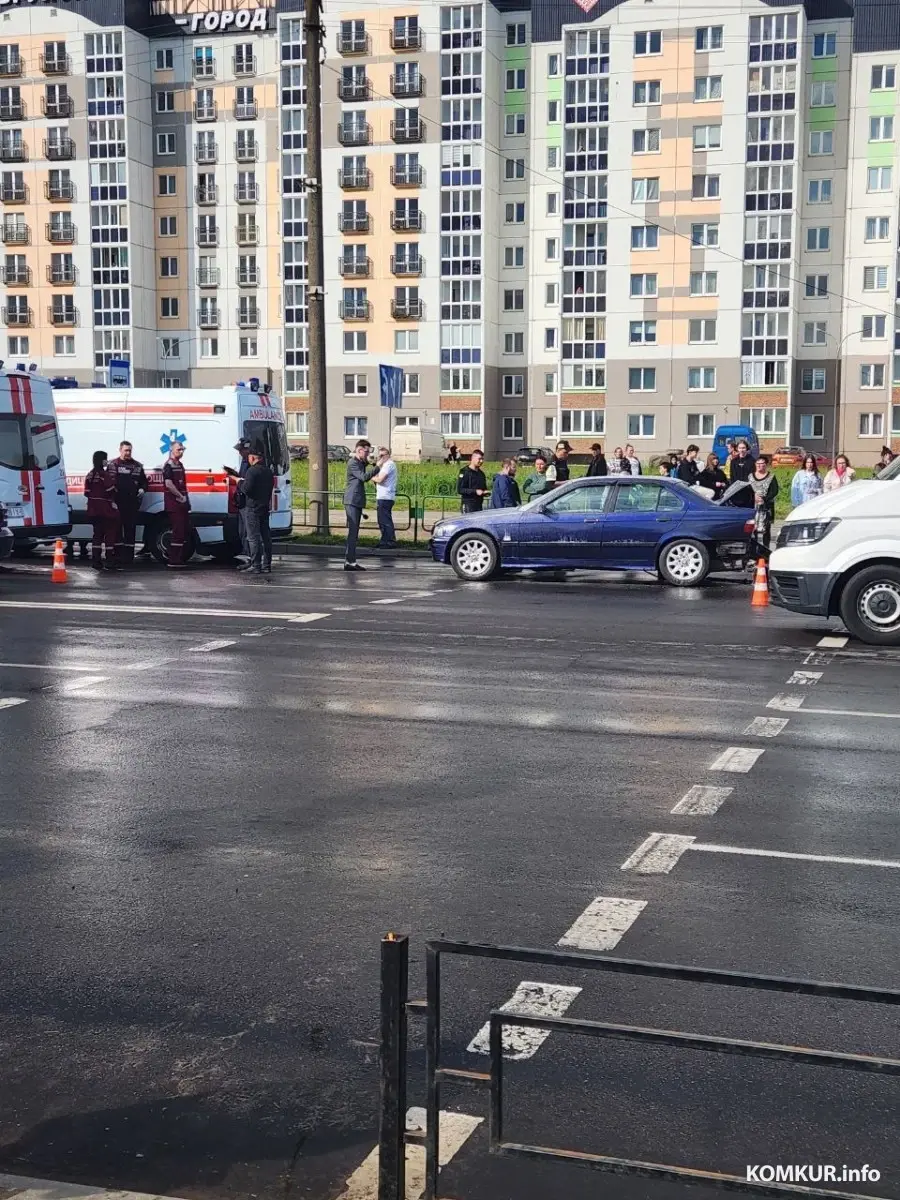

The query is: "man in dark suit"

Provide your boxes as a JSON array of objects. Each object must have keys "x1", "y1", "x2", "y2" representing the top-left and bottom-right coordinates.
[
  {"x1": 238, "y1": 442, "x2": 274, "y2": 576},
  {"x1": 343, "y1": 439, "x2": 377, "y2": 571}
]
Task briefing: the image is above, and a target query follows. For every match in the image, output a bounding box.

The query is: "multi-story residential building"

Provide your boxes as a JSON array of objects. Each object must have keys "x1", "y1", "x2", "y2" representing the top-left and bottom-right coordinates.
[{"x1": 1, "y1": 0, "x2": 899, "y2": 462}]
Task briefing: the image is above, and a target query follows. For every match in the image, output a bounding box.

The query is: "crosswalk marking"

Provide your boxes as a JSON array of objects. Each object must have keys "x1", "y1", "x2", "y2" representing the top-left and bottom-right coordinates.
[
  {"x1": 620, "y1": 833, "x2": 695, "y2": 874},
  {"x1": 670, "y1": 785, "x2": 733, "y2": 815},
  {"x1": 0, "y1": 697, "x2": 27, "y2": 711},
  {"x1": 817, "y1": 635, "x2": 849, "y2": 648},
  {"x1": 710, "y1": 747, "x2": 765, "y2": 772},
  {"x1": 787, "y1": 670, "x2": 821, "y2": 686},
  {"x1": 338, "y1": 1109, "x2": 482, "y2": 1200},
  {"x1": 467, "y1": 981, "x2": 582, "y2": 1060},
  {"x1": 188, "y1": 639, "x2": 236, "y2": 652},
  {"x1": 557, "y1": 896, "x2": 647, "y2": 951},
  {"x1": 0, "y1": 1174, "x2": 190, "y2": 1200},
  {"x1": 767, "y1": 694, "x2": 805, "y2": 711},
  {"x1": 744, "y1": 716, "x2": 789, "y2": 737}
]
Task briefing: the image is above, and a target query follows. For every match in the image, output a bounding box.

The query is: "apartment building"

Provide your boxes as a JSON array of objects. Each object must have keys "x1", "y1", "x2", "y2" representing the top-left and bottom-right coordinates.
[{"x1": 0, "y1": 0, "x2": 898, "y2": 462}]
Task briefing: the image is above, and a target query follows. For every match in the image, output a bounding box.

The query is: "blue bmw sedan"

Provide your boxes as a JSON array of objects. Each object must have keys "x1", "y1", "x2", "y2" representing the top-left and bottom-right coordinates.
[{"x1": 430, "y1": 476, "x2": 755, "y2": 585}]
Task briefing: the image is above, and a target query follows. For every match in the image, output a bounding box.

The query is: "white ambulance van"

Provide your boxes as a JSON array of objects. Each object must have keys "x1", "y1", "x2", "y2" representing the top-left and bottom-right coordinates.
[
  {"x1": 0, "y1": 368, "x2": 70, "y2": 550},
  {"x1": 55, "y1": 382, "x2": 292, "y2": 562}
]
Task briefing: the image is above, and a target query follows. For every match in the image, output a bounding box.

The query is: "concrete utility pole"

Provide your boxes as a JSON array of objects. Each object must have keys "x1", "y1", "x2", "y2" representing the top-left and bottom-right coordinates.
[{"x1": 304, "y1": 0, "x2": 329, "y2": 533}]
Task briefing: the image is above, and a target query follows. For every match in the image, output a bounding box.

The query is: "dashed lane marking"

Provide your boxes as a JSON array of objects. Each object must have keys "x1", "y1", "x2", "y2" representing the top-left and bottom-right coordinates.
[
  {"x1": 804, "y1": 651, "x2": 834, "y2": 666},
  {"x1": 744, "y1": 716, "x2": 789, "y2": 737},
  {"x1": 710, "y1": 747, "x2": 765, "y2": 772},
  {"x1": 188, "y1": 639, "x2": 236, "y2": 652},
  {"x1": 0, "y1": 1174, "x2": 191, "y2": 1200},
  {"x1": 467, "y1": 981, "x2": 582, "y2": 1060},
  {"x1": 767, "y1": 694, "x2": 805, "y2": 711},
  {"x1": 557, "y1": 896, "x2": 647, "y2": 952},
  {"x1": 124, "y1": 660, "x2": 172, "y2": 671},
  {"x1": 670, "y1": 785, "x2": 734, "y2": 816},
  {"x1": 0, "y1": 698, "x2": 27, "y2": 711},
  {"x1": 0, "y1": 601, "x2": 330, "y2": 622},
  {"x1": 620, "y1": 833, "x2": 695, "y2": 874},
  {"x1": 788, "y1": 670, "x2": 822, "y2": 686},
  {"x1": 691, "y1": 842, "x2": 900, "y2": 870},
  {"x1": 369, "y1": 598, "x2": 405, "y2": 605},
  {"x1": 818, "y1": 635, "x2": 849, "y2": 648},
  {"x1": 57, "y1": 676, "x2": 109, "y2": 692}
]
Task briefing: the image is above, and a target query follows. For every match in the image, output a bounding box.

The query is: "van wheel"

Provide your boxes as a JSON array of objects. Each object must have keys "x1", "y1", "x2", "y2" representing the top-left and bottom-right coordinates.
[
  {"x1": 839, "y1": 565, "x2": 900, "y2": 645},
  {"x1": 147, "y1": 520, "x2": 198, "y2": 564},
  {"x1": 658, "y1": 539, "x2": 710, "y2": 587}
]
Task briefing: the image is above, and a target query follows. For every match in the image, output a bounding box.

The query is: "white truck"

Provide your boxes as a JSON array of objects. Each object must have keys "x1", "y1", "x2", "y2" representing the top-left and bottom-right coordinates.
[
  {"x1": 55, "y1": 382, "x2": 292, "y2": 562},
  {"x1": 0, "y1": 368, "x2": 70, "y2": 551},
  {"x1": 391, "y1": 428, "x2": 446, "y2": 463}
]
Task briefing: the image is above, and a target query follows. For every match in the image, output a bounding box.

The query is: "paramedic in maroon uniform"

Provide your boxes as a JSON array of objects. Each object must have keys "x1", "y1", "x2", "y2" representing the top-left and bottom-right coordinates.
[
  {"x1": 109, "y1": 439, "x2": 148, "y2": 566},
  {"x1": 83, "y1": 450, "x2": 119, "y2": 570},
  {"x1": 162, "y1": 440, "x2": 191, "y2": 567}
]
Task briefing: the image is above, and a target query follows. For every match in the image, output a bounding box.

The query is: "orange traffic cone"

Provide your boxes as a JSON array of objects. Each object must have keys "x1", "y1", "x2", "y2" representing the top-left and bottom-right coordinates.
[
  {"x1": 751, "y1": 557, "x2": 769, "y2": 608},
  {"x1": 51, "y1": 538, "x2": 67, "y2": 584}
]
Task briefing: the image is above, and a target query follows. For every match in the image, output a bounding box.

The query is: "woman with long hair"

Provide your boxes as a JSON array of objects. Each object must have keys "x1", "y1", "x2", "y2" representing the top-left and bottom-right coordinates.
[
  {"x1": 790, "y1": 454, "x2": 823, "y2": 508},
  {"x1": 824, "y1": 454, "x2": 856, "y2": 492}
]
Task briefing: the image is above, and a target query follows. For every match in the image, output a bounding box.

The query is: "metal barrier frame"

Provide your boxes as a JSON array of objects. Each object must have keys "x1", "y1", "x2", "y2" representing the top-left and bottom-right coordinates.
[{"x1": 378, "y1": 937, "x2": 900, "y2": 1200}]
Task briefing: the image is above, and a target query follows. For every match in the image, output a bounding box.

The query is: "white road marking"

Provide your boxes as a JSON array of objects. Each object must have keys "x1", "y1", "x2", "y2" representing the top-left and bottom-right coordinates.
[
  {"x1": 0, "y1": 698, "x2": 27, "y2": 711},
  {"x1": 370, "y1": 598, "x2": 405, "y2": 605},
  {"x1": 0, "y1": 662, "x2": 102, "y2": 673},
  {"x1": 338, "y1": 1108, "x2": 482, "y2": 1200},
  {"x1": 288, "y1": 612, "x2": 330, "y2": 623},
  {"x1": 557, "y1": 896, "x2": 646, "y2": 952},
  {"x1": 710, "y1": 747, "x2": 765, "y2": 772},
  {"x1": 467, "y1": 981, "x2": 582, "y2": 1060},
  {"x1": 782, "y1": 705, "x2": 900, "y2": 720},
  {"x1": 0, "y1": 601, "x2": 330, "y2": 623},
  {"x1": 670, "y1": 785, "x2": 733, "y2": 816},
  {"x1": 744, "y1": 716, "x2": 789, "y2": 737},
  {"x1": 188, "y1": 639, "x2": 237, "y2": 652},
  {"x1": 620, "y1": 833, "x2": 695, "y2": 874},
  {"x1": 804, "y1": 651, "x2": 834, "y2": 666},
  {"x1": 788, "y1": 670, "x2": 822, "y2": 686},
  {"x1": 691, "y1": 842, "x2": 900, "y2": 870},
  {"x1": 124, "y1": 659, "x2": 172, "y2": 671},
  {"x1": 818, "y1": 635, "x2": 849, "y2": 648},
  {"x1": 767, "y1": 694, "x2": 805, "y2": 711},
  {"x1": 58, "y1": 676, "x2": 108, "y2": 692},
  {"x1": 0, "y1": 1174, "x2": 192, "y2": 1200}
]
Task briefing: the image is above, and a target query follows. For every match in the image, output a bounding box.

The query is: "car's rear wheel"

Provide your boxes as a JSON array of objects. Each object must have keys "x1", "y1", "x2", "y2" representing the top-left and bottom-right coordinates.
[
  {"x1": 658, "y1": 539, "x2": 710, "y2": 587},
  {"x1": 450, "y1": 532, "x2": 499, "y2": 581},
  {"x1": 839, "y1": 565, "x2": 900, "y2": 645}
]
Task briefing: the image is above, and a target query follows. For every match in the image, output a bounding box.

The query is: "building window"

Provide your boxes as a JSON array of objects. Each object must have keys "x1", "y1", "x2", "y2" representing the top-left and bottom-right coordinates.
[
  {"x1": 502, "y1": 416, "x2": 524, "y2": 440},
  {"x1": 544, "y1": 372, "x2": 557, "y2": 395},
  {"x1": 544, "y1": 415, "x2": 557, "y2": 437},
  {"x1": 544, "y1": 327, "x2": 557, "y2": 350},
  {"x1": 629, "y1": 320, "x2": 656, "y2": 344},
  {"x1": 799, "y1": 414, "x2": 825, "y2": 440},
  {"x1": 548, "y1": 53, "x2": 560, "y2": 76},
  {"x1": 694, "y1": 75, "x2": 722, "y2": 101},
  {"x1": 633, "y1": 80, "x2": 661, "y2": 104},
  {"x1": 689, "y1": 270, "x2": 718, "y2": 295},
  {"x1": 628, "y1": 368, "x2": 656, "y2": 392},
  {"x1": 867, "y1": 166, "x2": 893, "y2": 191},
  {"x1": 503, "y1": 332, "x2": 524, "y2": 354},
  {"x1": 870, "y1": 116, "x2": 894, "y2": 141},
  {"x1": 739, "y1": 406, "x2": 787, "y2": 433},
  {"x1": 860, "y1": 363, "x2": 886, "y2": 389},
  {"x1": 545, "y1": 282, "x2": 558, "y2": 305},
  {"x1": 813, "y1": 31, "x2": 837, "y2": 57},
  {"x1": 160, "y1": 337, "x2": 180, "y2": 358},
  {"x1": 7, "y1": 336, "x2": 27, "y2": 354},
  {"x1": 286, "y1": 412, "x2": 309, "y2": 436},
  {"x1": 695, "y1": 26, "x2": 723, "y2": 51},
  {"x1": 156, "y1": 90, "x2": 174, "y2": 113},
  {"x1": 688, "y1": 366, "x2": 716, "y2": 391},
  {"x1": 53, "y1": 335, "x2": 75, "y2": 356},
  {"x1": 633, "y1": 128, "x2": 660, "y2": 153},
  {"x1": 506, "y1": 22, "x2": 526, "y2": 45},
  {"x1": 859, "y1": 412, "x2": 885, "y2": 437},
  {"x1": 440, "y1": 411, "x2": 481, "y2": 436},
  {"x1": 806, "y1": 226, "x2": 830, "y2": 251},
  {"x1": 690, "y1": 222, "x2": 718, "y2": 247},
  {"x1": 162, "y1": 377, "x2": 182, "y2": 389},
  {"x1": 503, "y1": 288, "x2": 525, "y2": 311},
  {"x1": 804, "y1": 274, "x2": 828, "y2": 298},
  {"x1": 546, "y1": 193, "x2": 559, "y2": 215},
  {"x1": 395, "y1": 329, "x2": 418, "y2": 352},
  {"x1": 343, "y1": 331, "x2": 367, "y2": 353},
  {"x1": 741, "y1": 361, "x2": 788, "y2": 387},
  {"x1": 504, "y1": 245, "x2": 525, "y2": 269},
  {"x1": 159, "y1": 216, "x2": 177, "y2": 236},
  {"x1": 505, "y1": 202, "x2": 526, "y2": 223},
  {"x1": 343, "y1": 373, "x2": 367, "y2": 396},
  {"x1": 502, "y1": 374, "x2": 524, "y2": 397},
  {"x1": 801, "y1": 368, "x2": 826, "y2": 392},
  {"x1": 862, "y1": 314, "x2": 887, "y2": 339},
  {"x1": 809, "y1": 130, "x2": 833, "y2": 155},
  {"x1": 159, "y1": 256, "x2": 178, "y2": 278},
  {"x1": 689, "y1": 318, "x2": 716, "y2": 343},
  {"x1": 505, "y1": 68, "x2": 526, "y2": 91},
  {"x1": 441, "y1": 367, "x2": 482, "y2": 392},
  {"x1": 871, "y1": 65, "x2": 896, "y2": 90},
  {"x1": 160, "y1": 297, "x2": 179, "y2": 318},
  {"x1": 630, "y1": 273, "x2": 657, "y2": 297},
  {"x1": 810, "y1": 81, "x2": 836, "y2": 107},
  {"x1": 344, "y1": 416, "x2": 368, "y2": 437},
  {"x1": 560, "y1": 409, "x2": 604, "y2": 434},
  {"x1": 807, "y1": 179, "x2": 832, "y2": 203},
  {"x1": 562, "y1": 365, "x2": 605, "y2": 389},
  {"x1": 802, "y1": 321, "x2": 827, "y2": 345},
  {"x1": 634, "y1": 31, "x2": 662, "y2": 56},
  {"x1": 691, "y1": 174, "x2": 720, "y2": 198},
  {"x1": 631, "y1": 224, "x2": 659, "y2": 249},
  {"x1": 505, "y1": 112, "x2": 526, "y2": 136},
  {"x1": 199, "y1": 337, "x2": 218, "y2": 358},
  {"x1": 546, "y1": 238, "x2": 559, "y2": 261},
  {"x1": 631, "y1": 177, "x2": 660, "y2": 202},
  {"x1": 155, "y1": 48, "x2": 173, "y2": 70},
  {"x1": 687, "y1": 413, "x2": 715, "y2": 437},
  {"x1": 239, "y1": 337, "x2": 257, "y2": 358},
  {"x1": 156, "y1": 132, "x2": 176, "y2": 155},
  {"x1": 158, "y1": 175, "x2": 176, "y2": 196},
  {"x1": 865, "y1": 216, "x2": 890, "y2": 241},
  {"x1": 504, "y1": 157, "x2": 526, "y2": 180},
  {"x1": 627, "y1": 412, "x2": 656, "y2": 437},
  {"x1": 403, "y1": 372, "x2": 420, "y2": 396},
  {"x1": 548, "y1": 100, "x2": 560, "y2": 123},
  {"x1": 393, "y1": 416, "x2": 419, "y2": 429},
  {"x1": 863, "y1": 265, "x2": 889, "y2": 291},
  {"x1": 547, "y1": 146, "x2": 560, "y2": 170}
]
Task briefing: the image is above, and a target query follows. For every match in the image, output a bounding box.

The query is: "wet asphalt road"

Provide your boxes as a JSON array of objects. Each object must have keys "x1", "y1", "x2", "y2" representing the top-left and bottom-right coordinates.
[{"x1": 0, "y1": 553, "x2": 898, "y2": 1200}]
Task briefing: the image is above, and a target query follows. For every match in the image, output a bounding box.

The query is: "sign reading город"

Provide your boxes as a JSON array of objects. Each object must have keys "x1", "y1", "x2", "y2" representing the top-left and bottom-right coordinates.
[{"x1": 151, "y1": 0, "x2": 274, "y2": 33}]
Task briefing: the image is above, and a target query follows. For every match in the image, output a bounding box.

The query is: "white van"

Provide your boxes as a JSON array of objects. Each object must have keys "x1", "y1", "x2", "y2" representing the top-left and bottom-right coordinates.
[
  {"x1": 391, "y1": 427, "x2": 445, "y2": 462},
  {"x1": 769, "y1": 459, "x2": 900, "y2": 644},
  {"x1": 55, "y1": 383, "x2": 292, "y2": 562},
  {"x1": 0, "y1": 369, "x2": 70, "y2": 548}
]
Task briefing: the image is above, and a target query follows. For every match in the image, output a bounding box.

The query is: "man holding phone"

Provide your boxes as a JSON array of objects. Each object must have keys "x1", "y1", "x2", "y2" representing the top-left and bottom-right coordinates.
[{"x1": 224, "y1": 439, "x2": 252, "y2": 562}]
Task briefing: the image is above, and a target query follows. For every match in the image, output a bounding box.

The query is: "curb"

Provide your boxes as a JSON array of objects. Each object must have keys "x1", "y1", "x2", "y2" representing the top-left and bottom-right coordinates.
[{"x1": 278, "y1": 541, "x2": 430, "y2": 559}]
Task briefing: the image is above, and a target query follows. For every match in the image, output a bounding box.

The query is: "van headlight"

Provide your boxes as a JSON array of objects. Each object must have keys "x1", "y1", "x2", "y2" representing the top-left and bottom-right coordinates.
[{"x1": 776, "y1": 519, "x2": 840, "y2": 549}]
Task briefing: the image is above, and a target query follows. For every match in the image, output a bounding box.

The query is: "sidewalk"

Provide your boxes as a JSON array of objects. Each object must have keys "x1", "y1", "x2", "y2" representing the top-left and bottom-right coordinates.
[{"x1": 0, "y1": 1173, "x2": 191, "y2": 1200}]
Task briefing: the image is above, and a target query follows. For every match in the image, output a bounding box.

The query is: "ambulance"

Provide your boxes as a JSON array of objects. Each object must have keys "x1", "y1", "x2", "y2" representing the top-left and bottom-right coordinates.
[
  {"x1": 55, "y1": 382, "x2": 292, "y2": 562},
  {"x1": 0, "y1": 368, "x2": 70, "y2": 550}
]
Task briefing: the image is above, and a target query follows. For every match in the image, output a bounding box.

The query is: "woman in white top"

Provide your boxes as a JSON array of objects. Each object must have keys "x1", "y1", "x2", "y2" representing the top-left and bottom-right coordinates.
[{"x1": 823, "y1": 454, "x2": 856, "y2": 493}]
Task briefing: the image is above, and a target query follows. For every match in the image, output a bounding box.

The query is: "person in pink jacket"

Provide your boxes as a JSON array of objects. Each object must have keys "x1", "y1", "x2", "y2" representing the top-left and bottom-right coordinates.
[{"x1": 823, "y1": 454, "x2": 856, "y2": 492}]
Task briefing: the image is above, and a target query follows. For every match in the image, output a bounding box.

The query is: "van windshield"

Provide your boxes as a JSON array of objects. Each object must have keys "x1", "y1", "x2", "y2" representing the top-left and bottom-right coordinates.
[
  {"x1": 0, "y1": 413, "x2": 61, "y2": 471},
  {"x1": 242, "y1": 419, "x2": 290, "y2": 476}
]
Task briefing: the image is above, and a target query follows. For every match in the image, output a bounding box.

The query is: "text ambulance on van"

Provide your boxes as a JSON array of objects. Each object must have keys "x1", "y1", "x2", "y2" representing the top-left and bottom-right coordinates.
[
  {"x1": 55, "y1": 383, "x2": 292, "y2": 562},
  {"x1": 0, "y1": 369, "x2": 71, "y2": 550}
]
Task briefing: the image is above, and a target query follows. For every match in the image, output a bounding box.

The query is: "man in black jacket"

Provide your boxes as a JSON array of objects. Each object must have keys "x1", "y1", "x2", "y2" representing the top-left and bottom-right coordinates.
[
  {"x1": 676, "y1": 444, "x2": 700, "y2": 486},
  {"x1": 586, "y1": 442, "x2": 608, "y2": 477},
  {"x1": 729, "y1": 439, "x2": 755, "y2": 484},
  {"x1": 109, "y1": 440, "x2": 148, "y2": 565},
  {"x1": 239, "y1": 443, "x2": 275, "y2": 575},
  {"x1": 343, "y1": 439, "x2": 377, "y2": 570},
  {"x1": 456, "y1": 449, "x2": 487, "y2": 513}
]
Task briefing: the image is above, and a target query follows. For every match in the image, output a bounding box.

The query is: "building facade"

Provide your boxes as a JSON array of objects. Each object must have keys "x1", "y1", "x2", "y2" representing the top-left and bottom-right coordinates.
[{"x1": 0, "y1": 0, "x2": 898, "y2": 461}]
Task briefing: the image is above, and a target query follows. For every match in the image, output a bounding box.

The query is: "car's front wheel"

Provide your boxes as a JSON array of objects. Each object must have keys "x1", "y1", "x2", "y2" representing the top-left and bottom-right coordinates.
[
  {"x1": 658, "y1": 539, "x2": 710, "y2": 587},
  {"x1": 839, "y1": 564, "x2": 900, "y2": 645},
  {"x1": 450, "y1": 532, "x2": 499, "y2": 581}
]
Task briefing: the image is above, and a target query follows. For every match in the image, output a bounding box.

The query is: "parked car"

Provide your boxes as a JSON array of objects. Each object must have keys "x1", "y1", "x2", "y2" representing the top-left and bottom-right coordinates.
[
  {"x1": 289, "y1": 444, "x2": 309, "y2": 462},
  {"x1": 514, "y1": 446, "x2": 554, "y2": 464},
  {"x1": 770, "y1": 457, "x2": 900, "y2": 644},
  {"x1": 771, "y1": 446, "x2": 830, "y2": 468},
  {"x1": 0, "y1": 502, "x2": 12, "y2": 560},
  {"x1": 327, "y1": 444, "x2": 350, "y2": 462},
  {"x1": 430, "y1": 477, "x2": 754, "y2": 585}
]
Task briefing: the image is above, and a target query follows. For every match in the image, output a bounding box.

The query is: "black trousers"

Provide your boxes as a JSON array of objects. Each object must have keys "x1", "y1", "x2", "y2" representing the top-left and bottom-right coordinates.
[
  {"x1": 376, "y1": 499, "x2": 396, "y2": 546},
  {"x1": 244, "y1": 506, "x2": 272, "y2": 571},
  {"x1": 115, "y1": 499, "x2": 140, "y2": 565},
  {"x1": 237, "y1": 507, "x2": 250, "y2": 556},
  {"x1": 345, "y1": 504, "x2": 362, "y2": 562}
]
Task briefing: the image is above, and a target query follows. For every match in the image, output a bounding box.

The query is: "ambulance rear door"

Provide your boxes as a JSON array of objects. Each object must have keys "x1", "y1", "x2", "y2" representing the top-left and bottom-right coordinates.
[
  {"x1": 0, "y1": 374, "x2": 69, "y2": 539},
  {"x1": 238, "y1": 393, "x2": 292, "y2": 534}
]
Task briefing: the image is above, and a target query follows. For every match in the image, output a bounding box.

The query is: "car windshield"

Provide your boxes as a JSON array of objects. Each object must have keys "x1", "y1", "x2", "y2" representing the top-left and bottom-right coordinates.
[{"x1": 875, "y1": 457, "x2": 900, "y2": 480}]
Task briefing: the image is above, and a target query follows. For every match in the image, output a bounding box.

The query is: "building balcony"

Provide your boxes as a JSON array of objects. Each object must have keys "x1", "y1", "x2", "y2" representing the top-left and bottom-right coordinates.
[
  {"x1": 390, "y1": 211, "x2": 422, "y2": 232},
  {"x1": 49, "y1": 305, "x2": 77, "y2": 326},
  {"x1": 235, "y1": 139, "x2": 257, "y2": 162},
  {"x1": 338, "y1": 123, "x2": 371, "y2": 147},
  {"x1": 44, "y1": 138, "x2": 74, "y2": 160},
  {"x1": 237, "y1": 267, "x2": 259, "y2": 286},
  {"x1": 390, "y1": 120, "x2": 424, "y2": 143},
  {"x1": 0, "y1": 183, "x2": 25, "y2": 203},
  {"x1": 237, "y1": 307, "x2": 259, "y2": 328},
  {"x1": 0, "y1": 59, "x2": 22, "y2": 78},
  {"x1": 0, "y1": 102, "x2": 24, "y2": 121},
  {"x1": 338, "y1": 78, "x2": 370, "y2": 102},
  {"x1": 194, "y1": 102, "x2": 218, "y2": 122},
  {"x1": 0, "y1": 142, "x2": 25, "y2": 162},
  {"x1": 391, "y1": 298, "x2": 423, "y2": 320},
  {"x1": 390, "y1": 164, "x2": 422, "y2": 187},
  {"x1": 193, "y1": 60, "x2": 215, "y2": 79},
  {"x1": 337, "y1": 31, "x2": 369, "y2": 55},
  {"x1": 0, "y1": 265, "x2": 29, "y2": 285},
  {"x1": 391, "y1": 74, "x2": 424, "y2": 98},
  {"x1": 40, "y1": 53, "x2": 70, "y2": 75},
  {"x1": 235, "y1": 224, "x2": 258, "y2": 246},
  {"x1": 197, "y1": 267, "x2": 220, "y2": 287},
  {"x1": 234, "y1": 100, "x2": 257, "y2": 120},
  {"x1": 47, "y1": 263, "x2": 76, "y2": 284},
  {"x1": 234, "y1": 55, "x2": 255, "y2": 76},
  {"x1": 390, "y1": 27, "x2": 422, "y2": 50},
  {"x1": 391, "y1": 255, "x2": 422, "y2": 276},
  {"x1": 196, "y1": 227, "x2": 218, "y2": 247},
  {"x1": 339, "y1": 212, "x2": 370, "y2": 233},
  {"x1": 195, "y1": 184, "x2": 218, "y2": 204},
  {"x1": 339, "y1": 300, "x2": 371, "y2": 321},
  {"x1": 195, "y1": 144, "x2": 217, "y2": 163},
  {"x1": 339, "y1": 257, "x2": 371, "y2": 278},
  {"x1": 1, "y1": 224, "x2": 27, "y2": 244},
  {"x1": 235, "y1": 182, "x2": 258, "y2": 203},
  {"x1": 46, "y1": 222, "x2": 75, "y2": 244},
  {"x1": 197, "y1": 307, "x2": 220, "y2": 328},
  {"x1": 338, "y1": 167, "x2": 371, "y2": 190},
  {"x1": 2, "y1": 306, "x2": 31, "y2": 325},
  {"x1": 44, "y1": 179, "x2": 74, "y2": 201},
  {"x1": 42, "y1": 97, "x2": 73, "y2": 118}
]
